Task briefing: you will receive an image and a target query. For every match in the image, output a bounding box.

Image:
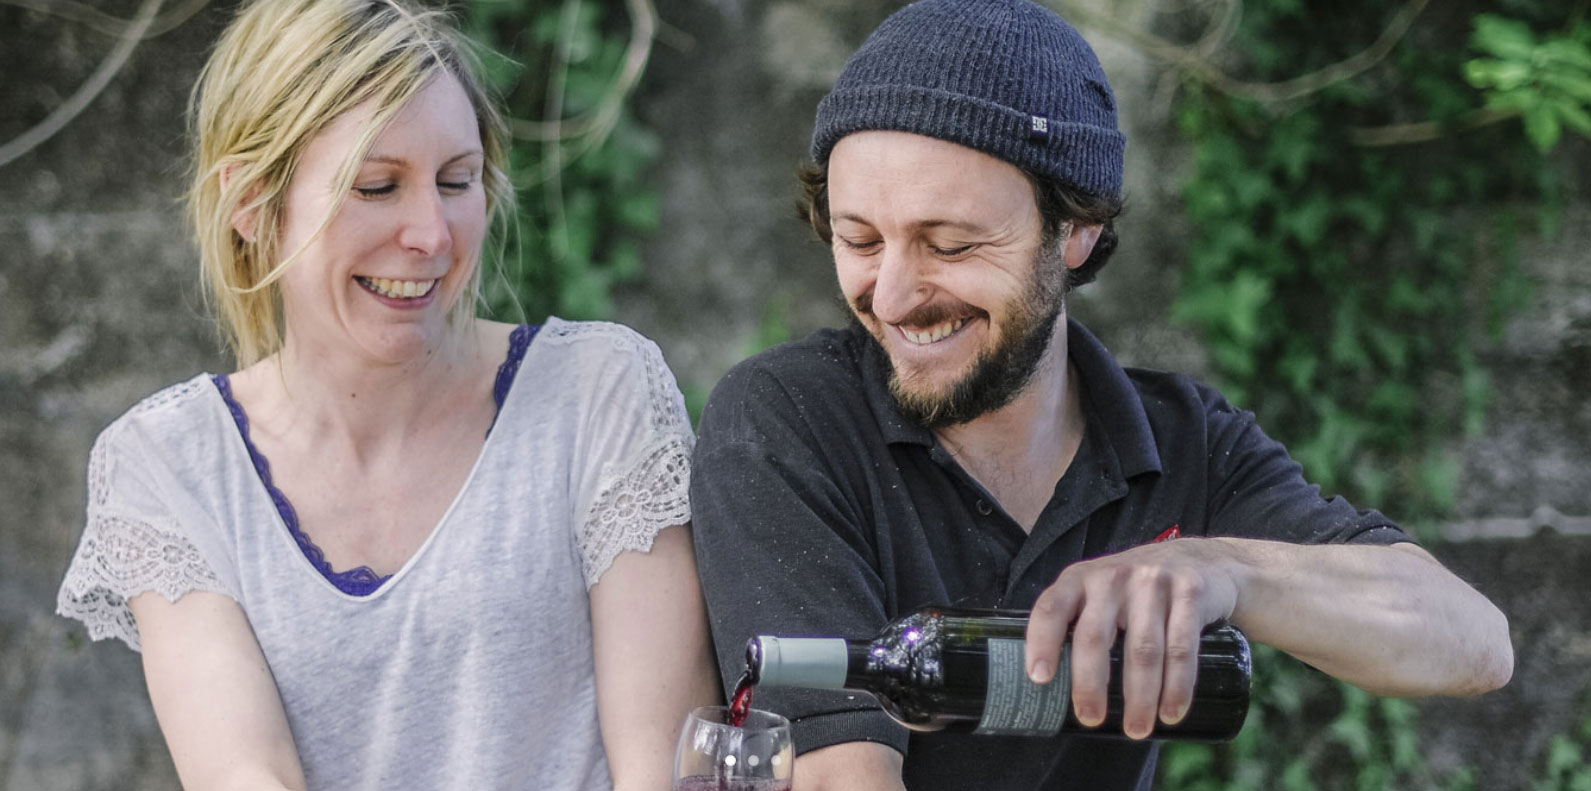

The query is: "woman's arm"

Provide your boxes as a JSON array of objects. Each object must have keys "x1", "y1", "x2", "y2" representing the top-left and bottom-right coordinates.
[
  {"x1": 590, "y1": 523, "x2": 722, "y2": 791},
  {"x1": 129, "y1": 590, "x2": 306, "y2": 791}
]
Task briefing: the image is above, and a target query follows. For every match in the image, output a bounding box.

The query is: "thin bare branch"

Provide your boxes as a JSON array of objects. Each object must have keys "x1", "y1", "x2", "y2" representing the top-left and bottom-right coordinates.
[
  {"x1": 541, "y1": 0, "x2": 581, "y2": 262},
  {"x1": 1348, "y1": 106, "x2": 1522, "y2": 147},
  {"x1": 1049, "y1": 0, "x2": 1431, "y2": 104},
  {"x1": 1, "y1": 0, "x2": 208, "y2": 39},
  {"x1": 1193, "y1": 0, "x2": 1242, "y2": 58},
  {"x1": 509, "y1": 0, "x2": 657, "y2": 149},
  {"x1": 0, "y1": 0, "x2": 165, "y2": 170}
]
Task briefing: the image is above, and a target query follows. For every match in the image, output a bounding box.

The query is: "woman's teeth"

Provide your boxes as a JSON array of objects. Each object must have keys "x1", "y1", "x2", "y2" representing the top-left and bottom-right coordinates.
[
  {"x1": 901, "y1": 318, "x2": 966, "y2": 345},
  {"x1": 357, "y1": 277, "x2": 436, "y2": 299}
]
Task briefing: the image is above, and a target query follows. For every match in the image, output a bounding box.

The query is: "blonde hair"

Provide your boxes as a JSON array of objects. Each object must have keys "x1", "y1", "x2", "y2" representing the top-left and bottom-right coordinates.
[{"x1": 187, "y1": 0, "x2": 513, "y2": 366}]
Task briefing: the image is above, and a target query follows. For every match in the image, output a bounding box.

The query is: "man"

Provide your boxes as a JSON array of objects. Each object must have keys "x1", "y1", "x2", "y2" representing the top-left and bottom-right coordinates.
[{"x1": 689, "y1": 1, "x2": 1513, "y2": 788}]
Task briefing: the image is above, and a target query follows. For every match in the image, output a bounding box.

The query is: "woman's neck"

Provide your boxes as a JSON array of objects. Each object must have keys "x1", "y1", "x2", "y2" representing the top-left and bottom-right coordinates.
[{"x1": 233, "y1": 325, "x2": 488, "y2": 456}]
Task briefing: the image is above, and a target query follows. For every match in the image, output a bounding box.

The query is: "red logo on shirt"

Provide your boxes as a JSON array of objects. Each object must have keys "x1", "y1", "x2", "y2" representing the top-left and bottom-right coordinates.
[{"x1": 1152, "y1": 524, "x2": 1181, "y2": 543}]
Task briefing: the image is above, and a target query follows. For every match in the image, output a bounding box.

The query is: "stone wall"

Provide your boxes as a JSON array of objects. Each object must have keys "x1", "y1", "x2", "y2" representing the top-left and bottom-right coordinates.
[{"x1": 1, "y1": 0, "x2": 1586, "y2": 788}]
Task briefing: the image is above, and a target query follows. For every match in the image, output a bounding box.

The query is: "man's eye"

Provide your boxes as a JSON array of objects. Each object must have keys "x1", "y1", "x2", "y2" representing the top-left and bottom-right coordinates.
[
  {"x1": 839, "y1": 238, "x2": 881, "y2": 251},
  {"x1": 354, "y1": 184, "x2": 396, "y2": 198},
  {"x1": 931, "y1": 244, "x2": 974, "y2": 256}
]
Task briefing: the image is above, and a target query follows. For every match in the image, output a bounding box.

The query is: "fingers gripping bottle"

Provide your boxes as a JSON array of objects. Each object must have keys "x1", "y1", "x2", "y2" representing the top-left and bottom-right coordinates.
[{"x1": 747, "y1": 607, "x2": 1250, "y2": 741}]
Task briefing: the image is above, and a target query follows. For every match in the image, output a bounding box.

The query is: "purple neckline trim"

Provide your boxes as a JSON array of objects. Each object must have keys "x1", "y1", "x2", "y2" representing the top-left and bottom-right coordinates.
[
  {"x1": 212, "y1": 324, "x2": 539, "y2": 597},
  {"x1": 492, "y1": 324, "x2": 540, "y2": 427}
]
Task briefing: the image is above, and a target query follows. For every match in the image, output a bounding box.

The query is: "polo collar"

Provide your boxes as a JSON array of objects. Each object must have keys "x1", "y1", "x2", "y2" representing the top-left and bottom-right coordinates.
[{"x1": 859, "y1": 317, "x2": 1163, "y2": 481}]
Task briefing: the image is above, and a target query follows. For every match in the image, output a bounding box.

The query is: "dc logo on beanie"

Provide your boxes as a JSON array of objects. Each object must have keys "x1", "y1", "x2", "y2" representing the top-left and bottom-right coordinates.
[{"x1": 1029, "y1": 114, "x2": 1051, "y2": 142}]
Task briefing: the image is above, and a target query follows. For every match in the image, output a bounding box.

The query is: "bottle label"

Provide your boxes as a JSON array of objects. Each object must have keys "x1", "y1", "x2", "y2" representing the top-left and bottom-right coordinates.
[{"x1": 974, "y1": 638, "x2": 1070, "y2": 736}]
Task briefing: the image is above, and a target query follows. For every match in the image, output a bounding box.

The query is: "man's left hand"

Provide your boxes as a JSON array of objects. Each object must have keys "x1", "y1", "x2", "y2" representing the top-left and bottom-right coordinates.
[{"x1": 1022, "y1": 537, "x2": 1244, "y2": 740}]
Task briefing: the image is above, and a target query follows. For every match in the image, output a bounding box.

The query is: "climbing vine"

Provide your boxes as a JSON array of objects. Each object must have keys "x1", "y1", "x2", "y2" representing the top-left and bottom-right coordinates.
[
  {"x1": 1140, "y1": 1, "x2": 1590, "y2": 788},
  {"x1": 462, "y1": 0, "x2": 661, "y2": 324}
]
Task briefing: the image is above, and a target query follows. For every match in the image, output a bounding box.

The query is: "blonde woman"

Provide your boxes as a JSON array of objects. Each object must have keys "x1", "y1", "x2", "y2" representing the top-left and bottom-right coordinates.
[{"x1": 55, "y1": 0, "x2": 718, "y2": 787}]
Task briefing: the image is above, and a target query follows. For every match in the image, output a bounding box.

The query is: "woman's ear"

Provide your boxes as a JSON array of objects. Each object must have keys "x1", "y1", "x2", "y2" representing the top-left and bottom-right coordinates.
[{"x1": 220, "y1": 162, "x2": 260, "y2": 243}]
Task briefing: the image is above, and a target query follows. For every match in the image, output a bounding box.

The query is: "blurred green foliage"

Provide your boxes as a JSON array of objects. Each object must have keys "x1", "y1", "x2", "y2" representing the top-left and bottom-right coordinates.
[
  {"x1": 1163, "y1": 2, "x2": 1590, "y2": 789},
  {"x1": 1467, "y1": 14, "x2": 1591, "y2": 152},
  {"x1": 1533, "y1": 687, "x2": 1591, "y2": 791},
  {"x1": 462, "y1": 0, "x2": 660, "y2": 324}
]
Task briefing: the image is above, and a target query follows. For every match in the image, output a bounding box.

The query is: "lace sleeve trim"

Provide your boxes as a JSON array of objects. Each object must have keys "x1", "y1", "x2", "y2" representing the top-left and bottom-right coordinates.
[
  {"x1": 56, "y1": 510, "x2": 230, "y2": 652},
  {"x1": 578, "y1": 434, "x2": 693, "y2": 588}
]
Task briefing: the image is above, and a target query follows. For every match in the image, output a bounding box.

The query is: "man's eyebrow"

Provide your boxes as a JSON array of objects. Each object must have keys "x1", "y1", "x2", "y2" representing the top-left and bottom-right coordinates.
[
  {"x1": 831, "y1": 212, "x2": 991, "y2": 234},
  {"x1": 363, "y1": 150, "x2": 485, "y2": 167}
]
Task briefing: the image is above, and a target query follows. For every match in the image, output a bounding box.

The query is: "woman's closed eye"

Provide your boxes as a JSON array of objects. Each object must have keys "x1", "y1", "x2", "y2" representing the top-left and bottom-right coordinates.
[
  {"x1": 353, "y1": 174, "x2": 476, "y2": 199},
  {"x1": 437, "y1": 173, "x2": 476, "y2": 194}
]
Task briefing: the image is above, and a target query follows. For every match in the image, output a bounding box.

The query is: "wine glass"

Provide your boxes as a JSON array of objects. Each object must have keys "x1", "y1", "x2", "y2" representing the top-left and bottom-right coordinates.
[{"x1": 672, "y1": 706, "x2": 794, "y2": 791}]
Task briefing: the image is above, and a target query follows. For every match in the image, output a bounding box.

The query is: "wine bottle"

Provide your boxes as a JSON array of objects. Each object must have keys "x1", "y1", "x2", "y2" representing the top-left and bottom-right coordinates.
[{"x1": 746, "y1": 607, "x2": 1250, "y2": 741}]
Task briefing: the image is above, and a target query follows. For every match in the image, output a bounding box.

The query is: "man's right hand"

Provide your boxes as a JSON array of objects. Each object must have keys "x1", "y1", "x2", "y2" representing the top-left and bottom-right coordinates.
[{"x1": 794, "y1": 742, "x2": 907, "y2": 791}]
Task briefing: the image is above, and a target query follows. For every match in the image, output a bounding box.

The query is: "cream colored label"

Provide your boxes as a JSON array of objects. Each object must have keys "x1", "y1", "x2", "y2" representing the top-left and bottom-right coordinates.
[{"x1": 974, "y1": 638, "x2": 1070, "y2": 736}]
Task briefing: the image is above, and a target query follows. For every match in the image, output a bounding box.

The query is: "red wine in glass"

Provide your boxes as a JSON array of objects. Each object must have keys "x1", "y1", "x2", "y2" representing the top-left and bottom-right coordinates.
[{"x1": 673, "y1": 776, "x2": 791, "y2": 791}]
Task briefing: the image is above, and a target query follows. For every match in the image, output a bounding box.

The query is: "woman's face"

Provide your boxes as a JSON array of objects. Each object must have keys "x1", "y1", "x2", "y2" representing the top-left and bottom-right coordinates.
[{"x1": 271, "y1": 71, "x2": 487, "y2": 366}]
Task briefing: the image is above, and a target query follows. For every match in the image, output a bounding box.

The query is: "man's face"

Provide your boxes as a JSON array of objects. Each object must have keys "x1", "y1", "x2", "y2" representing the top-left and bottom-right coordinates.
[{"x1": 828, "y1": 131, "x2": 1081, "y2": 428}]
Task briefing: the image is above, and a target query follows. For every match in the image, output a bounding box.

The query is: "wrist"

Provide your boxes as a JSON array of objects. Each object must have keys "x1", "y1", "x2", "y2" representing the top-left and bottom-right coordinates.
[{"x1": 1202, "y1": 536, "x2": 1261, "y2": 624}]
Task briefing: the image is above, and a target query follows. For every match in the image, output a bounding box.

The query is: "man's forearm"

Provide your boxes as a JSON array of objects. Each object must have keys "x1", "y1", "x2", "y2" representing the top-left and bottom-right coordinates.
[{"x1": 1218, "y1": 538, "x2": 1513, "y2": 697}]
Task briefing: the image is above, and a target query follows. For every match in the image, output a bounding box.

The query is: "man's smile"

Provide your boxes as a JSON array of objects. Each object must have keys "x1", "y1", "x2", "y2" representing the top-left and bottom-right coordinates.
[{"x1": 896, "y1": 318, "x2": 968, "y2": 345}]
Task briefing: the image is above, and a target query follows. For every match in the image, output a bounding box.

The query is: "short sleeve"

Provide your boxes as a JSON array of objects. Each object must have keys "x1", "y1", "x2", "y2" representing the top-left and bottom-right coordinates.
[
  {"x1": 56, "y1": 423, "x2": 230, "y2": 652},
  {"x1": 567, "y1": 325, "x2": 694, "y2": 588},
  {"x1": 1203, "y1": 395, "x2": 1411, "y2": 546}
]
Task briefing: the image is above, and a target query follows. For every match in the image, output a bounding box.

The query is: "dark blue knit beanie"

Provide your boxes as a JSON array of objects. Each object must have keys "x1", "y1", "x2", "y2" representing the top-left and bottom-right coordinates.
[{"x1": 811, "y1": 0, "x2": 1125, "y2": 200}]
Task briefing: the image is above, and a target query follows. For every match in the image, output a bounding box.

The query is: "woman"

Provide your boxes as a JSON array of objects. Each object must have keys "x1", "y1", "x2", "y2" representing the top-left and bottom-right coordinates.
[{"x1": 55, "y1": 0, "x2": 718, "y2": 787}]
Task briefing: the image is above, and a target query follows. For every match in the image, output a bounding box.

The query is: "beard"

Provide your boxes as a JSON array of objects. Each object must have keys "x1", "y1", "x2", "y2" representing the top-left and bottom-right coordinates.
[{"x1": 855, "y1": 247, "x2": 1067, "y2": 430}]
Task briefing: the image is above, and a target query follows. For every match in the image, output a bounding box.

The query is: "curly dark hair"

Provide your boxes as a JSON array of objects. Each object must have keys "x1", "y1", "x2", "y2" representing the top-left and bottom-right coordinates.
[{"x1": 796, "y1": 159, "x2": 1123, "y2": 291}]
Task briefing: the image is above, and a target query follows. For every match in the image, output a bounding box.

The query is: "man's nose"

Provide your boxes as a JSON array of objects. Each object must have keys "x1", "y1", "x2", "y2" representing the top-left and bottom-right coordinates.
[{"x1": 868, "y1": 246, "x2": 931, "y2": 325}]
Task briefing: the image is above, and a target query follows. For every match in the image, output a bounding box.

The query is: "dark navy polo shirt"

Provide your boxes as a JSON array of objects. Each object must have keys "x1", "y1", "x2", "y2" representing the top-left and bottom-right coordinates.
[{"x1": 690, "y1": 318, "x2": 1409, "y2": 791}]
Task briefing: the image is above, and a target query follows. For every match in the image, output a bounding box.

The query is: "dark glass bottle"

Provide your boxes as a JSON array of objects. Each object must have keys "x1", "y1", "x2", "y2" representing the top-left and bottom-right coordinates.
[{"x1": 746, "y1": 606, "x2": 1250, "y2": 741}]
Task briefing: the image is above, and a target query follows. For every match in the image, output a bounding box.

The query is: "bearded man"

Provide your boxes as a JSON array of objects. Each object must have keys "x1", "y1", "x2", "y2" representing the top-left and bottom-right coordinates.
[{"x1": 688, "y1": 2, "x2": 1513, "y2": 789}]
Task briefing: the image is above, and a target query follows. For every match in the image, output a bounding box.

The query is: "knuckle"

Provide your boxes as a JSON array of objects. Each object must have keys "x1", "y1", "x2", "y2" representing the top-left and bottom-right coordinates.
[
  {"x1": 1072, "y1": 626, "x2": 1112, "y2": 652},
  {"x1": 1128, "y1": 639, "x2": 1163, "y2": 666},
  {"x1": 1163, "y1": 642, "x2": 1196, "y2": 665},
  {"x1": 1173, "y1": 574, "x2": 1206, "y2": 602}
]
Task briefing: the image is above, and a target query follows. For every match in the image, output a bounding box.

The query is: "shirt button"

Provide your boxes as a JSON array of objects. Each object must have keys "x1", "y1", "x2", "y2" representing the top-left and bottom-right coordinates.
[{"x1": 975, "y1": 499, "x2": 993, "y2": 516}]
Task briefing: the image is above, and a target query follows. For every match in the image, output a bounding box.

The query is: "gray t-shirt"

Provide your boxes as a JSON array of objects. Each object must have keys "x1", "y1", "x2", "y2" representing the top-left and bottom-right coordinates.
[{"x1": 58, "y1": 318, "x2": 694, "y2": 790}]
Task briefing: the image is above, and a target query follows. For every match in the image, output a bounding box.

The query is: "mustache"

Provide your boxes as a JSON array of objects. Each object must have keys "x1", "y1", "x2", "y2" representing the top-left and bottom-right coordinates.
[{"x1": 850, "y1": 292, "x2": 987, "y2": 328}]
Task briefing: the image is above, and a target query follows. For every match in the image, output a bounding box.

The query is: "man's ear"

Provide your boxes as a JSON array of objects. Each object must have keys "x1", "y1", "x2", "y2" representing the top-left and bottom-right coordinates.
[
  {"x1": 220, "y1": 162, "x2": 261, "y2": 243},
  {"x1": 1063, "y1": 223, "x2": 1102, "y2": 270}
]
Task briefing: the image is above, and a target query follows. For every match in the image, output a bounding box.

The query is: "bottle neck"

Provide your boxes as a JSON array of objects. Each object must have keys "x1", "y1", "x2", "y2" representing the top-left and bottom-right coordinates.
[{"x1": 751, "y1": 636, "x2": 874, "y2": 690}]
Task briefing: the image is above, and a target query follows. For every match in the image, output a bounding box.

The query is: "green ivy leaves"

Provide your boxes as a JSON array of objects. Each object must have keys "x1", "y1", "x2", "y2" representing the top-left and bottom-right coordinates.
[
  {"x1": 466, "y1": 0, "x2": 661, "y2": 325},
  {"x1": 1466, "y1": 15, "x2": 1591, "y2": 151},
  {"x1": 1162, "y1": 4, "x2": 1574, "y2": 790}
]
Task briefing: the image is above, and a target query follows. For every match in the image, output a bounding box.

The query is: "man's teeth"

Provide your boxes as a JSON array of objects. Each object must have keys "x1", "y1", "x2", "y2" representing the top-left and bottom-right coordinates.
[
  {"x1": 359, "y1": 277, "x2": 436, "y2": 298},
  {"x1": 901, "y1": 318, "x2": 966, "y2": 345}
]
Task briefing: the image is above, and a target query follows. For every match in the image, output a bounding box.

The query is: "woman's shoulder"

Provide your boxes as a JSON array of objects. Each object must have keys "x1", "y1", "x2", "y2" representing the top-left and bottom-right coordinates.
[
  {"x1": 101, "y1": 374, "x2": 219, "y2": 439},
  {"x1": 85, "y1": 373, "x2": 235, "y2": 511},
  {"x1": 529, "y1": 317, "x2": 677, "y2": 387},
  {"x1": 534, "y1": 316, "x2": 663, "y2": 359},
  {"x1": 93, "y1": 373, "x2": 234, "y2": 471},
  {"x1": 509, "y1": 317, "x2": 686, "y2": 430}
]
